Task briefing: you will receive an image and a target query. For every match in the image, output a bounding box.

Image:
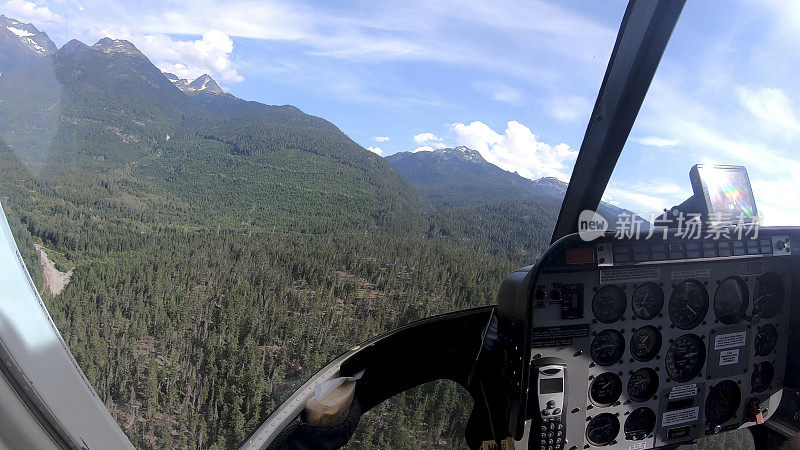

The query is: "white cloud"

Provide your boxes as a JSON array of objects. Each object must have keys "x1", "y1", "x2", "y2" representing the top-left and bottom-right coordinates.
[
  {"x1": 620, "y1": 77, "x2": 800, "y2": 225},
  {"x1": 602, "y1": 179, "x2": 690, "y2": 218},
  {"x1": 751, "y1": 179, "x2": 800, "y2": 226},
  {"x1": 473, "y1": 81, "x2": 522, "y2": 104},
  {"x1": 603, "y1": 187, "x2": 667, "y2": 216},
  {"x1": 138, "y1": 30, "x2": 243, "y2": 83},
  {"x1": 674, "y1": 119, "x2": 800, "y2": 175},
  {"x1": 412, "y1": 133, "x2": 446, "y2": 149},
  {"x1": 631, "y1": 136, "x2": 680, "y2": 147},
  {"x1": 374, "y1": 136, "x2": 389, "y2": 142},
  {"x1": 1, "y1": 0, "x2": 61, "y2": 26},
  {"x1": 451, "y1": 120, "x2": 577, "y2": 180},
  {"x1": 632, "y1": 180, "x2": 686, "y2": 196},
  {"x1": 736, "y1": 86, "x2": 800, "y2": 133},
  {"x1": 54, "y1": 0, "x2": 615, "y2": 90},
  {"x1": 366, "y1": 146, "x2": 384, "y2": 156},
  {"x1": 546, "y1": 95, "x2": 592, "y2": 121},
  {"x1": 413, "y1": 132, "x2": 441, "y2": 144}
]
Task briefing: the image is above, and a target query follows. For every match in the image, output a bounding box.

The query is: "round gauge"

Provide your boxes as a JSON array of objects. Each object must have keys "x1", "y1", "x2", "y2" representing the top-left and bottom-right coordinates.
[
  {"x1": 705, "y1": 380, "x2": 741, "y2": 425},
  {"x1": 627, "y1": 368, "x2": 659, "y2": 402},
  {"x1": 714, "y1": 277, "x2": 749, "y2": 325},
  {"x1": 591, "y1": 329, "x2": 626, "y2": 366},
  {"x1": 590, "y1": 372, "x2": 623, "y2": 407},
  {"x1": 631, "y1": 282, "x2": 664, "y2": 320},
  {"x1": 624, "y1": 407, "x2": 656, "y2": 440},
  {"x1": 753, "y1": 272, "x2": 784, "y2": 319},
  {"x1": 630, "y1": 326, "x2": 662, "y2": 362},
  {"x1": 668, "y1": 280, "x2": 709, "y2": 330},
  {"x1": 593, "y1": 285, "x2": 628, "y2": 323},
  {"x1": 755, "y1": 324, "x2": 778, "y2": 357},
  {"x1": 665, "y1": 334, "x2": 706, "y2": 382},
  {"x1": 752, "y1": 361, "x2": 775, "y2": 393},
  {"x1": 586, "y1": 413, "x2": 620, "y2": 447}
]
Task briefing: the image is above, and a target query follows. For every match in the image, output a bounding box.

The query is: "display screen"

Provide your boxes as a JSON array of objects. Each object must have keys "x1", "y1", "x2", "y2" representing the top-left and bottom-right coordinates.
[
  {"x1": 694, "y1": 165, "x2": 757, "y2": 220},
  {"x1": 540, "y1": 378, "x2": 563, "y2": 394}
]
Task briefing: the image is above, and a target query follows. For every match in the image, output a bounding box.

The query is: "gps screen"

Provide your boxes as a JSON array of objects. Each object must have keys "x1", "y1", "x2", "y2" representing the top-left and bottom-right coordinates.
[{"x1": 693, "y1": 165, "x2": 758, "y2": 220}]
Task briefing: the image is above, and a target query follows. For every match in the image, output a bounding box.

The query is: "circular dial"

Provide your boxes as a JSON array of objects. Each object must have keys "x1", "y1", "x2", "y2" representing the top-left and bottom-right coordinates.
[
  {"x1": 714, "y1": 277, "x2": 749, "y2": 325},
  {"x1": 586, "y1": 413, "x2": 620, "y2": 447},
  {"x1": 705, "y1": 380, "x2": 741, "y2": 425},
  {"x1": 755, "y1": 324, "x2": 778, "y2": 357},
  {"x1": 631, "y1": 282, "x2": 664, "y2": 320},
  {"x1": 627, "y1": 368, "x2": 659, "y2": 402},
  {"x1": 754, "y1": 272, "x2": 784, "y2": 319},
  {"x1": 591, "y1": 329, "x2": 626, "y2": 366},
  {"x1": 593, "y1": 285, "x2": 627, "y2": 323},
  {"x1": 665, "y1": 334, "x2": 706, "y2": 382},
  {"x1": 669, "y1": 280, "x2": 709, "y2": 330},
  {"x1": 629, "y1": 326, "x2": 662, "y2": 362},
  {"x1": 752, "y1": 361, "x2": 775, "y2": 393},
  {"x1": 624, "y1": 407, "x2": 656, "y2": 440},
  {"x1": 590, "y1": 372, "x2": 622, "y2": 407}
]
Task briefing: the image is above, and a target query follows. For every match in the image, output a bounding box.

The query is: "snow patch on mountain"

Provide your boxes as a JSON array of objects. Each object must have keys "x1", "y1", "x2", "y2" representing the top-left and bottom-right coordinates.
[
  {"x1": 1, "y1": 15, "x2": 57, "y2": 56},
  {"x1": 7, "y1": 26, "x2": 34, "y2": 37}
]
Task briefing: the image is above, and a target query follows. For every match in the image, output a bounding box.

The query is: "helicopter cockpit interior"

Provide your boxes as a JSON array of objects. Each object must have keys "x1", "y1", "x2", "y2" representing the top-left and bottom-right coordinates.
[
  {"x1": 241, "y1": 1, "x2": 800, "y2": 449},
  {"x1": 0, "y1": 0, "x2": 799, "y2": 449}
]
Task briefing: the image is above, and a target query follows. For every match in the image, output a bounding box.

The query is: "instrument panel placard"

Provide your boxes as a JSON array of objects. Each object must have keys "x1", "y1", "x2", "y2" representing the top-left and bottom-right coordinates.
[
  {"x1": 668, "y1": 384, "x2": 697, "y2": 400},
  {"x1": 713, "y1": 331, "x2": 747, "y2": 350},
  {"x1": 531, "y1": 324, "x2": 590, "y2": 348},
  {"x1": 661, "y1": 407, "x2": 699, "y2": 427}
]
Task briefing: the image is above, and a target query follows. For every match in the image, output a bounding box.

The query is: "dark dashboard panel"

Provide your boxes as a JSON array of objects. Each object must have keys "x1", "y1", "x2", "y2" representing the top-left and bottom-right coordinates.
[{"x1": 521, "y1": 230, "x2": 796, "y2": 450}]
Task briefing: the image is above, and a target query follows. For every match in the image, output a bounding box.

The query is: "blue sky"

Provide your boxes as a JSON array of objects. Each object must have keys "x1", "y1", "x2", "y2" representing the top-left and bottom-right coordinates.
[{"x1": 4, "y1": 0, "x2": 800, "y2": 225}]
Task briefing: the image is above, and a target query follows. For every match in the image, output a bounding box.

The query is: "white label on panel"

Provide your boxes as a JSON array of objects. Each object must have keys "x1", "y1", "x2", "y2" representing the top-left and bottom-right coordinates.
[
  {"x1": 671, "y1": 269, "x2": 710, "y2": 280},
  {"x1": 714, "y1": 331, "x2": 747, "y2": 350},
  {"x1": 719, "y1": 349, "x2": 739, "y2": 366},
  {"x1": 668, "y1": 384, "x2": 698, "y2": 400},
  {"x1": 662, "y1": 407, "x2": 699, "y2": 427},
  {"x1": 600, "y1": 267, "x2": 661, "y2": 284}
]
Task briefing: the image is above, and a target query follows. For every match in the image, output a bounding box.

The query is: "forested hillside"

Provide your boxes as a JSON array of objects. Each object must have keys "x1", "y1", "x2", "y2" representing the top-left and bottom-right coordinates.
[
  {"x1": 0, "y1": 16, "x2": 575, "y2": 449},
  {"x1": 388, "y1": 147, "x2": 633, "y2": 264}
]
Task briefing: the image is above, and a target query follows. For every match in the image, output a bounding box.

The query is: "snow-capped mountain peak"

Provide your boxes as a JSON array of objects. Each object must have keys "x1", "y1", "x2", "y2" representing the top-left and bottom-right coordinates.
[
  {"x1": 188, "y1": 74, "x2": 223, "y2": 93},
  {"x1": 163, "y1": 72, "x2": 224, "y2": 95},
  {"x1": 424, "y1": 146, "x2": 486, "y2": 163},
  {"x1": 92, "y1": 37, "x2": 145, "y2": 57}
]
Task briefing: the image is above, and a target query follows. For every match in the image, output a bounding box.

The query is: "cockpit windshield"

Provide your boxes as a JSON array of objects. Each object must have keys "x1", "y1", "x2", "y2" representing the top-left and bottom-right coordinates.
[{"x1": 0, "y1": 1, "x2": 798, "y2": 449}]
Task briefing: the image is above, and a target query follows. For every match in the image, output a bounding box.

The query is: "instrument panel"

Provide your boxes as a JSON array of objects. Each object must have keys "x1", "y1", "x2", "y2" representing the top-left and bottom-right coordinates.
[{"x1": 522, "y1": 232, "x2": 794, "y2": 450}]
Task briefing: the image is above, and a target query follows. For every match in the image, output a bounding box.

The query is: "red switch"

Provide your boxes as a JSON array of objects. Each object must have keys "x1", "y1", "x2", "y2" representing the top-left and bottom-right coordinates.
[{"x1": 747, "y1": 400, "x2": 764, "y2": 424}]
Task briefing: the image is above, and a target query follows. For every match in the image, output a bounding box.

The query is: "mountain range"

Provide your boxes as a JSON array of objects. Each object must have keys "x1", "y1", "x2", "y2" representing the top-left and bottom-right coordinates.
[
  {"x1": 386, "y1": 146, "x2": 568, "y2": 203},
  {"x1": 0, "y1": 17, "x2": 421, "y2": 234},
  {"x1": 386, "y1": 146, "x2": 630, "y2": 230}
]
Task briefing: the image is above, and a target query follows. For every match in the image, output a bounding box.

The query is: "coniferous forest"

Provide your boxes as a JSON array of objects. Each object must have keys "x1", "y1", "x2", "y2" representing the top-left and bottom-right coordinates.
[{"x1": 1, "y1": 139, "x2": 551, "y2": 448}]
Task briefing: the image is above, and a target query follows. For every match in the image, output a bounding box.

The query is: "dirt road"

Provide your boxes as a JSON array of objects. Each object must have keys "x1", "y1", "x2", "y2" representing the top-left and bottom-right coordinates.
[{"x1": 34, "y1": 244, "x2": 73, "y2": 296}]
